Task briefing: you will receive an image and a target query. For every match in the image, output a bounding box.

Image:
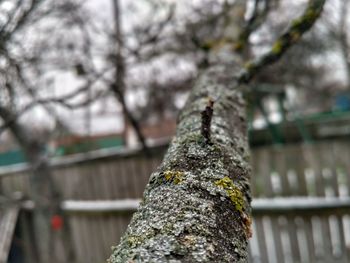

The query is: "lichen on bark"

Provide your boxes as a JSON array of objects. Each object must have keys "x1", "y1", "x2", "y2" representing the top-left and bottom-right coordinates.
[
  {"x1": 107, "y1": 1, "x2": 327, "y2": 261},
  {"x1": 108, "y1": 56, "x2": 252, "y2": 262}
]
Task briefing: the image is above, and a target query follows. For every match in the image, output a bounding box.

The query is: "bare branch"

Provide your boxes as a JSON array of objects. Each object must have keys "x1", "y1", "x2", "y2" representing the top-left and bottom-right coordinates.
[
  {"x1": 0, "y1": 89, "x2": 108, "y2": 135},
  {"x1": 0, "y1": 0, "x2": 23, "y2": 34},
  {"x1": 339, "y1": 0, "x2": 350, "y2": 85},
  {"x1": 1, "y1": 0, "x2": 44, "y2": 42},
  {"x1": 111, "y1": 0, "x2": 148, "y2": 150},
  {"x1": 134, "y1": 4, "x2": 175, "y2": 48},
  {"x1": 234, "y1": 0, "x2": 271, "y2": 54},
  {"x1": 0, "y1": 67, "x2": 112, "y2": 136},
  {"x1": 238, "y1": 0, "x2": 326, "y2": 84}
]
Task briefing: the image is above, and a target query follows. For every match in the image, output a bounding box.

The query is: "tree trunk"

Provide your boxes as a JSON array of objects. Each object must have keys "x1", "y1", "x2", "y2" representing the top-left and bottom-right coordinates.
[
  {"x1": 339, "y1": 0, "x2": 350, "y2": 87},
  {"x1": 111, "y1": 0, "x2": 148, "y2": 149},
  {"x1": 108, "y1": 0, "x2": 326, "y2": 260},
  {"x1": 109, "y1": 55, "x2": 252, "y2": 262},
  {"x1": 0, "y1": 107, "x2": 75, "y2": 263}
]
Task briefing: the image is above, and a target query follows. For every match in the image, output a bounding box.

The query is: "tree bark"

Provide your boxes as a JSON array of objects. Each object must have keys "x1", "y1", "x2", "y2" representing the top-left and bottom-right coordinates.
[
  {"x1": 108, "y1": 0, "x2": 326, "y2": 261},
  {"x1": 109, "y1": 55, "x2": 252, "y2": 262}
]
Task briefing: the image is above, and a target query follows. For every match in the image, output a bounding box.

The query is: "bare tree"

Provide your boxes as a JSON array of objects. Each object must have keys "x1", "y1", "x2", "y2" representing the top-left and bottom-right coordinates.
[
  {"x1": 0, "y1": 0, "x2": 330, "y2": 261},
  {"x1": 0, "y1": 1, "x2": 91, "y2": 261},
  {"x1": 331, "y1": 0, "x2": 350, "y2": 87},
  {"x1": 110, "y1": 0, "x2": 147, "y2": 149},
  {"x1": 108, "y1": 0, "x2": 326, "y2": 262}
]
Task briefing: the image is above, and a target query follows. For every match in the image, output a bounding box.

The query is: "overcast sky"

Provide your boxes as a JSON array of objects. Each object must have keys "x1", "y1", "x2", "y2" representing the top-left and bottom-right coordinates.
[{"x1": 9, "y1": 0, "x2": 349, "y2": 138}]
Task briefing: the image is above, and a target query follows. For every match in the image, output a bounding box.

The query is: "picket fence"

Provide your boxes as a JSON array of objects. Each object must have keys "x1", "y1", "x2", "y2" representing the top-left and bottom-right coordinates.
[{"x1": 1, "y1": 139, "x2": 350, "y2": 263}]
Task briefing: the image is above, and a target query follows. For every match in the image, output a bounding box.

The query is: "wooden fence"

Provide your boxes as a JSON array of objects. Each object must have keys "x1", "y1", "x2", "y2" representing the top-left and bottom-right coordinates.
[{"x1": 1, "y1": 139, "x2": 350, "y2": 263}]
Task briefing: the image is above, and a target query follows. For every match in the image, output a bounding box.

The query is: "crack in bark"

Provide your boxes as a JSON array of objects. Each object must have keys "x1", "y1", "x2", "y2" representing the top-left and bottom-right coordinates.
[{"x1": 201, "y1": 97, "x2": 214, "y2": 145}]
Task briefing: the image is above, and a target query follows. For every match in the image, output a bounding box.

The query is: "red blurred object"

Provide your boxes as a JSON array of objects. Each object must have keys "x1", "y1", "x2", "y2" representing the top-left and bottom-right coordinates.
[{"x1": 51, "y1": 215, "x2": 63, "y2": 230}]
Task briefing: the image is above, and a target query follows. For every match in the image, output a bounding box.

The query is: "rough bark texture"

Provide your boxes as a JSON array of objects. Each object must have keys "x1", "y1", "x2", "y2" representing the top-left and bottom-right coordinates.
[
  {"x1": 109, "y1": 56, "x2": 252, "y2": 262},
  {"x1": 108, "y1": 1, "x2": 326, "y2": 261}
]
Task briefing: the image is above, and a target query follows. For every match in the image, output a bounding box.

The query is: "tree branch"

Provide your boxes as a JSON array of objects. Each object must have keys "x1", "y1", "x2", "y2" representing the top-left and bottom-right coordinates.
[
  {"x1": 234, "y1": 0, "x2": 271, "y2": 54},
  {"x1": 238, "y1": 0, "x2": 326, "y2": 83},
  {"x1": 0, "y1": 84, "x2": 108, "y2": 136},
  {"x1": 0, "y1": 0, "x2": 44, "y2": 43},
  {"x1": 339, "y1": 0, "x2": 350, "y2": 85},
  {"x1": 111, "y1": 0, "x2": 148, "y2": 151}
]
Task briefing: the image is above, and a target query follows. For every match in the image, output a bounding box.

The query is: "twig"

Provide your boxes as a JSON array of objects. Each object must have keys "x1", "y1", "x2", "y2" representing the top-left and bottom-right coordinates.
[
  {"x1": 238, "y1": 0, "x2": 326, "y2": 84},
  {"x1": 234, "y1": 0, "x2": 270, "y2": 53}
]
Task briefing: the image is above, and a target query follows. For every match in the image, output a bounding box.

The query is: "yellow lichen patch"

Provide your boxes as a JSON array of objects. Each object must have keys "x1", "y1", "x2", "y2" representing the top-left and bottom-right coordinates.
[
  {"x1": 291, "y1": 17, "x2": 304, "y2": 29},
  {"x1": 203, "y1": 38, "x2": 238, "y2": 51},
  {"x1": 305, "y1": 8, "x2": 318, "y2": 21},
  {"x1": 244, "y1": 61, "x2": 253, "y2": 70},
  {"x1": 164, "y1": 170, "x2": 184, "y2": 184},
  {"x1": 215, "y1": 176, "x2": 232, "y2": 188},
  {"x1": 127, "y1": 235, "x2": 141, "y2": 248},
  {"x1": 215, "y1": 177, "x2": 244, "y2": 212},
  {"x1": 291, "y1": 9, "x2": 317, "y2": 29},
  {"x1": 271, "y1": 40, "x2": 283, "y2": 54}
]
